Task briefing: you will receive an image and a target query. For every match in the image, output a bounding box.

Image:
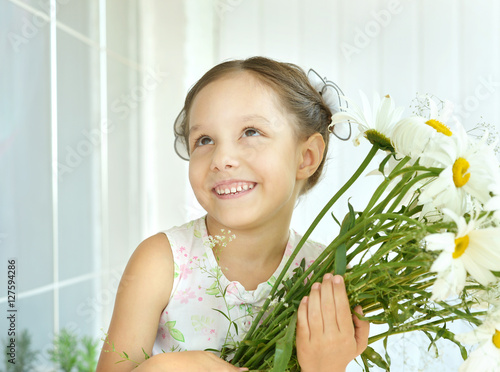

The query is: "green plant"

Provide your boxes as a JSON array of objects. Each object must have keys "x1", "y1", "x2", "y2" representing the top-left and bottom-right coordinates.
[
  {"x1": 2, "y1": 329, "x2": 38, "y2": 372},
  {"x1": 76, "y1": 336, "x2": 99, "y2": 372},
  {"x1": 49, "y1": 329, "x2": 100, "y2": 372},
  {"x1": 49, "y1": 329, "x2": 79, "y2": 372}
]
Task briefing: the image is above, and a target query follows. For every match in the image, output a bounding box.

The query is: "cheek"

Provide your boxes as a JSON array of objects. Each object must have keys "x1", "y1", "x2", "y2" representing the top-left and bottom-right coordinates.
[{"x1": 188, "y1": 160, "x2": 204, "y2": 189}]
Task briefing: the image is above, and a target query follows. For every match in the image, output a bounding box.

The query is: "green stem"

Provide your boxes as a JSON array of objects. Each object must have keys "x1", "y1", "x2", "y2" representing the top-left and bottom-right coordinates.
[{"x1": 368, "y1": 310, "x2": 488, "y2": 344}]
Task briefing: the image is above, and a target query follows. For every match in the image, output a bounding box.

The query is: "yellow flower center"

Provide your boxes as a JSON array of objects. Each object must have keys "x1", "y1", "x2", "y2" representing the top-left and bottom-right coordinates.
[
  {"x1": 452, "y1": 235, "x2": 469, "y2": 259},
  {"x1": 452, "y1": 157, "x2": 471, "y2": 188},
  {"x1": 493, "y1": 330, "x2": 500, "y2": 348},
  {"x1": 425, "y1": 119, "x2": 453, "y2": 136}
]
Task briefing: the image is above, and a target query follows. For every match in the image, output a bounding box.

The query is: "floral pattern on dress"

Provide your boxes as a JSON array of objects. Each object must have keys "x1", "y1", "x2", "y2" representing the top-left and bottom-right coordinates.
[{"x1": 151, "y1": 216, "x2": 325, "y2": 356}]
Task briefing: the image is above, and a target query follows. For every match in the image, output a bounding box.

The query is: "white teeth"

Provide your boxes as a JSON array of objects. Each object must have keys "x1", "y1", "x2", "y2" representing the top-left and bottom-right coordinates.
[{"x1": 215, "y1": 183, "x2": 255, "y2": 195}]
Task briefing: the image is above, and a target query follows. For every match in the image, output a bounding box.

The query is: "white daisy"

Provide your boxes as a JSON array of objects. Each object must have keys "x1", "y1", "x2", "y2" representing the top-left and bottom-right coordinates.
[
  {"x1": 391, "y1": 115, "x2": 453, "y2": 163},
  {"x1": 417, "y1": 124, "x2": 499, "y2": 215},
  {"x1": 427, "y1": 97, "x2": 457, "y2": 130},
  {"x1": 455, "y1": 308, "x2": 500, "y2": 372},
  {"x1": 424, "y1": 209, "x2": 500, "y2": 301},
  {"x1": 392, "y1": 97, "x2": 456, "y2": 159},
  {"x1": 330, "y1": 91, "x2": 404, "y2": 150}
]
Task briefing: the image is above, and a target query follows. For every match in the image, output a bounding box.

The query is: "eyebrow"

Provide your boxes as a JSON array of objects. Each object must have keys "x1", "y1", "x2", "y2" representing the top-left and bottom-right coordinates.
[{"x1": 188, "y1": 114, "x2": 271, "y2": 137}]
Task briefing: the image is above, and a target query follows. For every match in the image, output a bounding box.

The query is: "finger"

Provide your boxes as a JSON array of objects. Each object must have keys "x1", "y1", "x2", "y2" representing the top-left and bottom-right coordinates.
[
  {"x1": 320, "y1": 274, "x2": 337, "y2": 334},
  {"x1": 307, "y1": 282, "x2": 324, "y2": 335},
  {"x1": 296, "y1": 296, "x2": 311, "y2": 341},
  {"x1": 332, "y1": 275, "x2": 354, "y2": 335},
  {"x1": 353, "y1": 305, "x2": 370, "y2": 355}
]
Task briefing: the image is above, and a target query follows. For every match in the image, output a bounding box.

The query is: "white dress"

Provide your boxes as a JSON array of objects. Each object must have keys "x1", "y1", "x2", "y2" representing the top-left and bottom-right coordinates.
[{"x1": 152, "y1": 216, "x2": 325, "y2": 355}]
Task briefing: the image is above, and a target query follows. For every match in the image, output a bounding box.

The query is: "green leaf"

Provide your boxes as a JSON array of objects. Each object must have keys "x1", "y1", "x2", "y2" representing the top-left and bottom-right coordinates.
[
  {"x1": 212, "y1": 308, "x2": 231, "y2": 322},
  {"x1": 331, "y1": 212, "x2": 341, "y2": 227},
  {"x1": 169, "y1": 328, "x2": 185, "y2": 343},
  {"x1": 204, "y1": 348, "x2": 220, "y2": 353},
  {"x1": 362, "y1": 346, "x2": 389, "y2": 370},
  {"x1": 378, "y1": 152, "x2": 394, "y2": 176},
  {"x1": 335, "y1": 243, "x2": 347, "y2": 276},
  {"x1": 194, "y1": 229, "x2": 202, "y2": 238},
  {"x1": 165, "y1": 321, "x2": 185, "y2": 342},
  {"x1": 335, "y1": 203, "x2": 355, "y2": 276},
  {"x1": 206, "y1": 281, "x2": 220, "y2": 295},
  {"x1": 270, "y1": 313, "x2": 297, "y2": 372}
]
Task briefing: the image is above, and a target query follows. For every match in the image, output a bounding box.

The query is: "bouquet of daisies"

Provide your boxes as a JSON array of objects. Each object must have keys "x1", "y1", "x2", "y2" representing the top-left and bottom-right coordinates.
[{"x1": 225, "y1": 93, "x2": 500, "y2": 371}]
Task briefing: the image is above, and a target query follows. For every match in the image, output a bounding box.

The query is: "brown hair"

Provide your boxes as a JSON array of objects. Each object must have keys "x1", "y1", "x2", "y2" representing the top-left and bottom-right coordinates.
[{"x1": 174, "y1": 56, "x2": 332, "y2": 195}]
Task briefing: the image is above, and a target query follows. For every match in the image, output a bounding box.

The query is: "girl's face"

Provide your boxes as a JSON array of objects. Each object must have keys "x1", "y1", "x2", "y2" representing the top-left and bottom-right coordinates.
[{"x1": 188, "y1": 71, "x2": 307, "y2": 231}]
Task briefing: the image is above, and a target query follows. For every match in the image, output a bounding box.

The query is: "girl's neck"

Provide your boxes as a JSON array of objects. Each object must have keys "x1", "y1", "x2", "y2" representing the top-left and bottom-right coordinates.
[{"x1": 204, "y1": 214, "x2": 292, "y2": 290}]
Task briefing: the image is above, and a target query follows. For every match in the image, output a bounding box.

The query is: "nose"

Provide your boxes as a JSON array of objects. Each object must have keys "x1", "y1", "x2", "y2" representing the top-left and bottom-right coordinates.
[{"x1": 209, "y1": 143, "x2": 240, "y2": 172}]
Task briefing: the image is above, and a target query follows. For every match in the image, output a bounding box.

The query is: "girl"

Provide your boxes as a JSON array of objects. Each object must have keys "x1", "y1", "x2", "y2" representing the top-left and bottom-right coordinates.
[{"x1": 97, "y1": 57, "x2": 370, "y2": 372}]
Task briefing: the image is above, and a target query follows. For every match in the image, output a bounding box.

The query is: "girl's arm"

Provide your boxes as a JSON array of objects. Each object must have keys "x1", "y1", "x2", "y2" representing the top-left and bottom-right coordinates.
[
  {"x1": 96, "y1": 233, "x2": 245, "y2": 372},
  {"x1": 296, "y1": 274, "x2": 370, "y2": 372},
  {"x1": 96, "y1": 233, "x2": 174, "y2": 371}
]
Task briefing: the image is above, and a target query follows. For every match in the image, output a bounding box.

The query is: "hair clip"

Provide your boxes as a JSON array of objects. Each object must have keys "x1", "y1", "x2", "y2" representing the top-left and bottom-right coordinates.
[{"x1": 307, "y1": 69, "x2": 352, "y2": 141}]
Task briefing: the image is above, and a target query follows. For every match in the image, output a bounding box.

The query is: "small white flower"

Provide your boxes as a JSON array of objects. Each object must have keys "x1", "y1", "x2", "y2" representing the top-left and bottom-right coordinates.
[
  {"x1": 424, "y1": 209, "x2": 500, "y2": 301},
  {"x1": 330, "y1": 91, "x2": 404, "y2": 150},
  {"x1": 455, "y1": 308, "x2": 500, "y2": 372},
  {"x1": 418, "y1": 125, "x2": 500, "y2": 215}
]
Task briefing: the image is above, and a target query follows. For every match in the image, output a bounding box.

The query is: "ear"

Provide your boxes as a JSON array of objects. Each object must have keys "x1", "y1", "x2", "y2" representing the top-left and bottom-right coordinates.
[{"x1": 296, "y1": 133, "x2": 325, "y2": 181}]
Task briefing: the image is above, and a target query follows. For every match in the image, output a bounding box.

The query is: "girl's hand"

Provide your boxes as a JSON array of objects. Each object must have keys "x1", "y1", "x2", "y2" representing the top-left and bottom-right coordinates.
[
  {"x1": 133, "y1": 351, "x2": 248, "y2": 372},
  {"x1": 296, "y1": 274, "x2": 370, "y2": 372}
]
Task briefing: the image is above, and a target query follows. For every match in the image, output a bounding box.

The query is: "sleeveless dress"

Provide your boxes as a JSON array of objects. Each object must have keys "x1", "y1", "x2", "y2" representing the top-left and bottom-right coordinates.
[{"x1": 152, "y1": 216, "x2": 325, "y2": 355}]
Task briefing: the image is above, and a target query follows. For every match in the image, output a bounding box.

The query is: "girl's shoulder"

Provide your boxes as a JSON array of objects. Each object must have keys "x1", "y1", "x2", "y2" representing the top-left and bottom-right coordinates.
[{"x1": 158, "y1": 216, "x2": 207, "y2": 256}]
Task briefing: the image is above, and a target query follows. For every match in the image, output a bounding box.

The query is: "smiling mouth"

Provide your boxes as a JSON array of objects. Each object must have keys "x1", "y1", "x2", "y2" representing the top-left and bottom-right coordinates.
[{"x1": 213, "y1": 182, "x2": 256, "y2": 196}]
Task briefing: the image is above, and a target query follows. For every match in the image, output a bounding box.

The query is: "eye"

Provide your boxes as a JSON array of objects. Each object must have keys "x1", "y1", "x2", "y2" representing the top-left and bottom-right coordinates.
[
  {"x1": 195, "y1": 135, "x2": 214, "y2": 147},
  {"x1": 242, "y1": 127, "x2": 260, "y2": 138}
]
